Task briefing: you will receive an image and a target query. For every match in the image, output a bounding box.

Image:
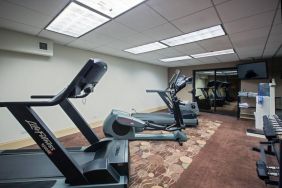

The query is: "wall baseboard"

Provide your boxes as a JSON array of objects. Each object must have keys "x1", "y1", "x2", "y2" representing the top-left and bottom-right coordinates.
[
  {"x1": 143, "y1": 106, "x2": 167, "y2": 113},
  {"x1": 0, "y1": 106, "x2": 167, "y2": 150}
]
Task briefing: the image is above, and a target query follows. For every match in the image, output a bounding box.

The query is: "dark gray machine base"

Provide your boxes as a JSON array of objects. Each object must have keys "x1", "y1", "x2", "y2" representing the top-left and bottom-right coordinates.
[
  {"x1": 132, "y1": 112, "x2": 198, "y2": 127},
  {"x1": 0, "y1": 140, "x2": 129, "y2": 188},
  {"x1": 103, "y1": 110, "x2": 188, "y2": 143},
  {"x1": 0, "y1": 177, "x2": 127, "y2": 188}
]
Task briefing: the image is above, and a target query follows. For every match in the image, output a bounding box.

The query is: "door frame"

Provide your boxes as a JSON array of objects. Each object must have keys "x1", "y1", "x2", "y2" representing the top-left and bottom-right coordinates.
[{"x1": 192, "y1": 67, "x2": 240, "y2": 116}]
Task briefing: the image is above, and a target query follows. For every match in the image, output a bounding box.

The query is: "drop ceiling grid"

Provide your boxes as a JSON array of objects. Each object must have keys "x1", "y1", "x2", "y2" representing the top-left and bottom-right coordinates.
[
  {"x1": 211, "y1": 0, "x2": 275, "y2": 61},
  {"x1": 0, "y1": 0, "x2": 280, "y2": 67},
  {"x1": 261, "y1": 0, "x2": 282, "y2": 58},
  {"x1": 5, "y1": 0, "x2": 69, "y2": 17},
  {"x1": 0, "y1": 0, "x2": 52, "y2": 30},
  {"x1": 145, "y1": 3, "x2": 222, "y2": 65}
]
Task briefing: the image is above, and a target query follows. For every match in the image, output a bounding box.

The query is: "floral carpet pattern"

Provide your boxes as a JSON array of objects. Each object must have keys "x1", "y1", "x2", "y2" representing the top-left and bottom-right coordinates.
[{"x1": 129, "y1": 118, "x2": 222, "y2": 188}]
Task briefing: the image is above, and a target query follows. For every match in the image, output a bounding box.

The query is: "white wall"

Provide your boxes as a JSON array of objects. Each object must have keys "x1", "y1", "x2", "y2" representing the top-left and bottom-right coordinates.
[{"x1": 0, "y1": 43, "x2": 167, "y2": 143}]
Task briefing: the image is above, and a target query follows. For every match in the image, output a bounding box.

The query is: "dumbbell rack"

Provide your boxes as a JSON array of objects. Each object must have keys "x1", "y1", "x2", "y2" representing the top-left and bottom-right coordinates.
[{"x1": 256, "y1": 115, "x2": 282, "y2": 187}]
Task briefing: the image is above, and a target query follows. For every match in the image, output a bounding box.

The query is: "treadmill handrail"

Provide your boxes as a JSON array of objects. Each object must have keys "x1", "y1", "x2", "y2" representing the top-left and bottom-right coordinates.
[
  {"x1": 146, "y1": 89, "x2": 169, "y2": 93},
  {"x1": 0, "y1": 88, "x2": 66, "y2": 107},
  {"x1": 31, "y1": 95, "x2": 54, "y2": 99}
]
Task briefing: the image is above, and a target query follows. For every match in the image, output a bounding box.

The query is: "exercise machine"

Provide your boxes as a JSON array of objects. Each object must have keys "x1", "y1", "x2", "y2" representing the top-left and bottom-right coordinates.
[
  {"x1": 195, "y1": 87, "x2": 212, "y2": 110},
  {"x1": 0, "y1": 59, "x2": 129, "y2": 188},
  {"x1": 221, "y1": 82, "x2": 235, "y2": 102},
  {"x1": 103, "y1": 71, "x2": 188, "y2": 144},
  {"x1": 132, "y1": 70, "x2": 198, "y2": 127},
  {"x1": 207, "y1": 80, "x2": 225, "y2": 107},
  {"x1": 142, "y1": 72, "x2": 199, "y2": 116}
]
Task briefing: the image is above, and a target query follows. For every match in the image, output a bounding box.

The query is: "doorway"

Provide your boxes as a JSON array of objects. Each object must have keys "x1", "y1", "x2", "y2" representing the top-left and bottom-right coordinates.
[{"x1": 193, "y1": 68, "x2": 240, "y2": 116}]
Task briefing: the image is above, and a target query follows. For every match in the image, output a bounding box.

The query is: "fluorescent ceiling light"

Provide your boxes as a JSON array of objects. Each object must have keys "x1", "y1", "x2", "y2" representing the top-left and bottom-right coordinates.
[
  {"x1": 124, "y1": 42, "x2": 167, "y2": 54},
  {"x1": 46, "y1": 2, "x2": 109, "y2": 37},
  {"x1": 191, "y1": 49, "x2": 235, "y2": 58},
  {"x1": 161, "y1": 25, "x2": 225, "y2": 46},
  {"x1": 76, "y1": 0, "x2": 145, "y2": 18},
  {"x1": 160, "y1": 56, "x2": 192, "y2": 62}
]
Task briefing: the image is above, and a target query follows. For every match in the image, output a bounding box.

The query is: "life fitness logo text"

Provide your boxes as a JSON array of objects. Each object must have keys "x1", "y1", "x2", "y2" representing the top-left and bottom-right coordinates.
[{"x1": 25, "y1": 120, "x2": 55, "y2": 155}]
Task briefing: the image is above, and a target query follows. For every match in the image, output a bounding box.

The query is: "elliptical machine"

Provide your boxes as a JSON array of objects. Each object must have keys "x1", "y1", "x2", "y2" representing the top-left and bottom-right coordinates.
[
  {"x1": 131, "y1": 70, "x2": 198, "y2": 127},
  {"x1": 103, "y1": 73, "x2": 188, "y2": 144},
  {"x1": 143, "y1": 71, "x2": 199, "y2": 117}
]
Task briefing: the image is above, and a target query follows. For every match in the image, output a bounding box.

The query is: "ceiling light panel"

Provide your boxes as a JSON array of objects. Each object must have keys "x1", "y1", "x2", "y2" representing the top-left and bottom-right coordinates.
[
  {"x1": 46, "y1": 2, "x2": 109, "y2": 37},
  {"x1": 160, "y1": 56, "x2": 192, "y2": 62},
  {"x1": 191, "y1": 49, "x2": 235, "y2": 58},
  {"x1": 124, "y1": 42, "x2": 167, "y2": 54},
  {"x1": 76, "y1": 0, "x2": 145, "y2": 18},
  {"x1": 161, "y1": 25, "x2": 225, "y2": 46}
]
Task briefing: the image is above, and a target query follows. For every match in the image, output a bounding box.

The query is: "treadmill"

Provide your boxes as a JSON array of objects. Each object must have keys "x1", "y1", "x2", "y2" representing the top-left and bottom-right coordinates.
[
  {"x1": 132, "y1": 70, "x2": 198, "y2": 127},
  {"x1": 0, "y1": 59, "x2": 129, "y2": 188},
  {"x1": 207, "y1": 80, "x2": 225, "y2": 107}
]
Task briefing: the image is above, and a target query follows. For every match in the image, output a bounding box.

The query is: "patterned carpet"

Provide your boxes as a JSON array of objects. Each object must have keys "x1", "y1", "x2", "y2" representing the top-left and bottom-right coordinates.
[
  {"x1": 129, "y1": 118, "x2": 222, "y2": 188},
  {"x1": 22, "y1": 115, "x2": 222, "y2": 188}
]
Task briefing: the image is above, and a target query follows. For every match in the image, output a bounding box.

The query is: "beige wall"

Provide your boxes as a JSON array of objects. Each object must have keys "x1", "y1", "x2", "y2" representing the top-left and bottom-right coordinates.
[{"x1": 0, "y1": 43, "x2": 168, "y2": 143}]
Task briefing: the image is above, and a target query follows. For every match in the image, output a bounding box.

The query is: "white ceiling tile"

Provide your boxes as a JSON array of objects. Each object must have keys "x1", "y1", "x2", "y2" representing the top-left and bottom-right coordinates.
[
  {"x1": 165, "y1": 59, "x2": 202, "y2": 67},
  {"x1": 94, "y1": 21, "x2": 140, "y2": 41},
  {"x1": 197, "y1": 57, "x2": 220, "y2": 64},
  {"x1": 263, "y1": 24, "x2": 282, "y2": 57},
  {"x1": 104, "y1": 39, "x2": 136, "y2": 50},
  {"x1": 76, "y1": 32, "x2": 115, "y2": 47},
  {"x1": 38, "y1": 30, "x2": 74, "y2": 45},
  {"x1": 230, "y1": 27, "x2": 269, "y2": 50},
  {"x1": 173, "y1": 43, "x2": 206, "y2": 55},
  {"x1": 123, "y1": 53, "x2": 167, "y2": 66},
  {"x1": 223, "y1": 11, "x2": 275, "y2": 34},
  {"x1": 233, "y1": 37, "x2": 267, "y2": 55},
  {"x1": 263, "y1": 43, "x2": 280, "y2": 58},
  {"x1": 0, "y1": 1, "x2": 53, "y2": 28},
  {"x1": 68, "y1": 33, "x2": 125, "y2": 51},
  {"x1": 212, "y1": 0, "x2": 231, "y2": 5},
  {"x1": 93, "y1": 45, "x2": 129, "y2": 57},
  {"x1": 156, "y1": 48, "x2": 184, "y2": 58},
  {"x1": 6, "y1": 0, "x2": 69, "y2": 16},
  {"x1": 276, "y1": 47, "x2": 282, "y2": 57},
  {"x1": 146, "y1": 0, "x2": 212, "y2": 21},
  {"x1": 134, "y1": 51, "x2": 168, "y2": 60},
  {"x1": 172, "y1": 7, "x2": 221, "y2": 33},
  {"x1": 230, "y1": 27, "x2": 270, "y2": 41},
  {"x1": 121, "y1": 33, "x2": 156, "y2": 46},
  {"x1": 0, "y1": 18, "x2": 41, "y2": 35},
  {"x1": 269, "y1": 23, "x2": 282, "y2": 36},
  {"x1": 216, "y1": 0, "x2": 278, "y2": 23},
  {"x1": 216, "y1": 53, "x2": 239, "y2": 62},
  {"x1": 236, "y1": 46, "x2": 264, "y2": 59},
  {"x1": 141, "y1": 23, "x2": 182, "y2": 41},
  {"x1": 68, "y1": 39, "x2": 102, "y2": 51},
  {"x1": 197, "y1": 35, "x2": 232, "y2": 51},
  {"x1": 115, "y1": 4, "x2": 167, "y2": 32},
  {"x1": 274, "y1": 4, "x2": 281, "y2": 25}
]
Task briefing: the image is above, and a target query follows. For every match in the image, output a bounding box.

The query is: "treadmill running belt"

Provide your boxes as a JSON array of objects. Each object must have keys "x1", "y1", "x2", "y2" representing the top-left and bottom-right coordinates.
[
  {"x1": 0, "y1": 152, "x2": 93, "y2": 181},
  {"x1": 0, "y1": 180, "x2": 56, "y2": 188}
]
